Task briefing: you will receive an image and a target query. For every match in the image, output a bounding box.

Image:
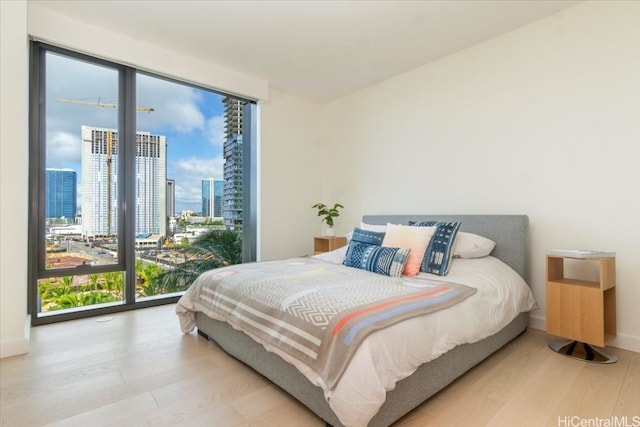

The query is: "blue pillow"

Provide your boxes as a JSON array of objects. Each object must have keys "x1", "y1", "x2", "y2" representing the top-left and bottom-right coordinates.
[
  {"x1": 420, "y1": 222, "x2": 461, "y2": 276},
  {"x1": 343, "y1": 241, "x2": 410, "y2": 277},
  {"x1": 350, "y1": 227, "x2": 385, "y2": 246},
  {"x1": 408, "y1": 220, "x2": 439, "y2": 227}
]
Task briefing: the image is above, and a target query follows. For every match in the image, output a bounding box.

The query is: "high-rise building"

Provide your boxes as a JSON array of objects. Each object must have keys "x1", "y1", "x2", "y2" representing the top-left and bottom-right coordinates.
[
  {"x1": 81, "y1": 126, "x2": 166, "y2": 238},
  {"x1": 202, "y1": 178, "x2": 224, "y2": 218},
  {"x1": 166, "y1": 179, "x2": 175, "y2": 218},
  {"x1": 214, "y1": 179, "x2": 224, "y2": 218},
  {"x1": 202, "y1": 179, "x2": 212, "y2": 217},
  {"x1": 222, "y1": 97, "x2": 244, "y2": 230},
  {"x1": 45, "y1": 168, "x2": 77, "y2": 220}
]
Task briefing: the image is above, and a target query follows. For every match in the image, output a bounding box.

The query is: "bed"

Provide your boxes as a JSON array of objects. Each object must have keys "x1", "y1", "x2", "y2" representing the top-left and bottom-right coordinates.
[{"x1": 176, "y1": 214, "x2": 535, "y2": 427}]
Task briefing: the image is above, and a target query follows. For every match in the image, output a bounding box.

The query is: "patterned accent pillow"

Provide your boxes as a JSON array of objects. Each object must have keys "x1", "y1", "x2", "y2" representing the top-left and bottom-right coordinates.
[
  {"x1": 410, "y1": 221, "x2": 495, "y2": 259},
  {"x1": 350, "y1": 227, "x2": 385, "y2": 246},
  {"x1": 343, "y1": 242, "x2": 410, "y2": 277},
  {"x1": 408, "y1": 220, "x2": 439, "y2": 227},
  {"x1": 420, "y1": 222, "x2": 461, "y2": 276}
]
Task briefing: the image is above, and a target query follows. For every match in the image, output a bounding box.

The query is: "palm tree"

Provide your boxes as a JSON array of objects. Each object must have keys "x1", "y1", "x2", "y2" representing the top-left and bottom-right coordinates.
[
  {"x1": 103, "y1": 272, "x2": 123, "y2": 296},
  {"x1": 156, "y1": 229, "x2": 242, "y2": 292},
  {"x1": 89, "y1": 273, "x2": 99, "y2": 291},
  {"x1": 138, "y1": 263, "x2": 165, "y2": 296},
  {"x1": 60, "y1": 275, "x2": 74, "y2": 291}
]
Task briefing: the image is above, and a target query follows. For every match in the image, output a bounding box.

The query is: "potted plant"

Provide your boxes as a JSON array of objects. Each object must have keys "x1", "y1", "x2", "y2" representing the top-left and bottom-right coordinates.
[{"x1": 312, "y1": 202, "x2": 344, "y2": 236}]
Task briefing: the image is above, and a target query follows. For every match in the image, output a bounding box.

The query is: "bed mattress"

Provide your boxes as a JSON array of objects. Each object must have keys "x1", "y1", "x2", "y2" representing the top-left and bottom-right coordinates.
[{"x1": 177, "y1": 253, "x2": 535, "y2": 426}]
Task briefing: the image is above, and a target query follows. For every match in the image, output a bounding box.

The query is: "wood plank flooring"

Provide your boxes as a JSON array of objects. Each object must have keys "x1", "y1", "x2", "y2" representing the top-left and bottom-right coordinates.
[{"x1": 1, "y1": 304, "x2": 638, "y2": 426}]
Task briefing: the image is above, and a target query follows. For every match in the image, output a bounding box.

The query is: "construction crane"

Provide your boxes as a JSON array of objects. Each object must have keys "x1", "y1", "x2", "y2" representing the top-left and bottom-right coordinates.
[
  {"x1": 55, "y1": 98, "x2": 155, "y2": 112},
  {"x1": 55, "y1": 98, "x2": 154, "y2": 235}
]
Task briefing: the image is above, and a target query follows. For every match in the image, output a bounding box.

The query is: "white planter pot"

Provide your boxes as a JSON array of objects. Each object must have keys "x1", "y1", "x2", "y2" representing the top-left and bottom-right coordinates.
[{"x1": 325, "y1": 227, "x2": 336, "y2": 237}]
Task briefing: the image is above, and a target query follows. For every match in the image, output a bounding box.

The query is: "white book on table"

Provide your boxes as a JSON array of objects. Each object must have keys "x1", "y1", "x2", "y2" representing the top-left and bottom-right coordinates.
[{"x1": 546, "y1": 249, "x2": 615, "y2": 258}]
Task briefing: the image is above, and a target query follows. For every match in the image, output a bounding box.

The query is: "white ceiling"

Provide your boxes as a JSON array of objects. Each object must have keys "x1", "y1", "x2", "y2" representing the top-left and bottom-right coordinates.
[{"x1": 31, "y1": 0, "x2": 580, "y2": 103}]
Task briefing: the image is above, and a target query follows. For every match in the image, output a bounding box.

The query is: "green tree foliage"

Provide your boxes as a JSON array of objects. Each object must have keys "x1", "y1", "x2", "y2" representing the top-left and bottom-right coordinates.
[
  {"x1": 39, "y1": 274, "x2": 119, "y2": 312},
  {"x1": 38, "y1": 279, "x2": 72, "y2": 309},
  {"x1": 39, "y1": 230, "x2": 242, "y2": 311},
  {"x1": 49, "y1": 292, "x2": 118, "y2": 311},
  {"x1": 156, "y1": 229, "x2": 242, "y2": 292},
  {"x1": 88, "y1": 273, "x2": 99, "y2": 291},
  {"x1": 138, "y1": 263, "x2": 165, "y2": 297},
  {"x1": 103, "y1": 272, "x2": 124, "y2": 294}
]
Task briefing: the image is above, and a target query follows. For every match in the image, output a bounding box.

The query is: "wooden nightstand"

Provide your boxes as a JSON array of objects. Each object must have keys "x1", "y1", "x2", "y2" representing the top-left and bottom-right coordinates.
[
  {"x1": 546, "y1": 251, "x2": 617, "y2": 363},
  {"x1": 313, "y1": 236, "x2": 347, "y2": 254}
]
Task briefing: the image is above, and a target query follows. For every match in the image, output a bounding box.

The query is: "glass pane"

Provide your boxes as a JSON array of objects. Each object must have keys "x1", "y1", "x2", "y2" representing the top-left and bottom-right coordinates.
[
  {"x1": 37, "y1": 272, "x2": 124, "y2": 315},
  {"x1": 45, "y1": 52, "x2": 119, "y2": 269},
  {"x1": 135, "y1": 74, "x2": 243, "y2": 300}
]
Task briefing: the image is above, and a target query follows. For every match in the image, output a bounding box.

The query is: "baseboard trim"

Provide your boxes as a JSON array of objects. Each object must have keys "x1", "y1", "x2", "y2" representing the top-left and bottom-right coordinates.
[
  {"x1": 0, "y1": 315, "x2": 30, "y2": 359},
  {"x1": 1, "y1": 338, "x2": 29, "y2": 358},
  {"x1": 528, "y1": 314, "x2": 546, "y2": 332},
  {"x1": 609, "y1": 333, "x2": 640, "y2": 354},
  {"x1": 528, "y1": 314, "x2": 640, "y2": 354}
]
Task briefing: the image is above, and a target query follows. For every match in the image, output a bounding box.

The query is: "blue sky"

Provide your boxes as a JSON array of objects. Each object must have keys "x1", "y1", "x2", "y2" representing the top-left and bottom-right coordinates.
[{"x1": 46, "y1": 51, "x2": 226, "y2": 214}]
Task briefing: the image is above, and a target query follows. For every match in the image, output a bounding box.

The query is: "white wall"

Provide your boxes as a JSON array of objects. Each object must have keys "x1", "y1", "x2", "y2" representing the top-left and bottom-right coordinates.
[
  {"x1": 321, "y1": 1, "x2": 640, "y2": 352},
  {"x1": 0, "y1": 0, "x2": 30, "y2": 358},
  {"x1": 259, "y1": 90, "x2": 323, "y2": 260}
]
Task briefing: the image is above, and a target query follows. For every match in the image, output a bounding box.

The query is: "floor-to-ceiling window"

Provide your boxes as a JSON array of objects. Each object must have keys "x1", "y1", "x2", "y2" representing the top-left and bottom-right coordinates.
[{"x1": 28, "y1": 42, "x2": 256, "y2": 324}]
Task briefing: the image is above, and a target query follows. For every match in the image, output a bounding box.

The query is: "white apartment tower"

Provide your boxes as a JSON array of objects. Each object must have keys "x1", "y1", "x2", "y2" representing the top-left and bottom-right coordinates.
[{"x1": 81, "y1": 126, "x2": 167, "y2": 238}]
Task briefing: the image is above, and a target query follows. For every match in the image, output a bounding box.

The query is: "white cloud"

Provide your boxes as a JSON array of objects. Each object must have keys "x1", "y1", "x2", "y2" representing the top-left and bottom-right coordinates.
[
  {"x1": 47, "y1": 131, "x2": 81, "y2": 166},
  {"x1": 46, "y1": 51, "x2": 223, "y2": 138},
  {"x1": 206, "y1": 114, "x2": 226, "y2": 148},
  {"x1": 170, "y1": 156, "x2": 225, "y2": 213},
  {"x1": 136, "y1": 74, "x2": 207, "y2": 134},
  {"x1": 163, "y1": 101, "x2": 205, "y2": 133}
]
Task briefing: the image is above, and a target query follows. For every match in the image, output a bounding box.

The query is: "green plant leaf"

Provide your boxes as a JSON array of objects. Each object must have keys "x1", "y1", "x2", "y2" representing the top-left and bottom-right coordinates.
[{"x1": 312, "y1": 202, "x2": 343, "y2": 228}]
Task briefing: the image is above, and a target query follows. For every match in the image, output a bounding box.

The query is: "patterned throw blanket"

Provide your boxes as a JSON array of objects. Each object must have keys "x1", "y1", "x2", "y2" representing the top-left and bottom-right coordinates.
[{"x1": 188, "y1": 258, "x2": 476, "y2": 389}]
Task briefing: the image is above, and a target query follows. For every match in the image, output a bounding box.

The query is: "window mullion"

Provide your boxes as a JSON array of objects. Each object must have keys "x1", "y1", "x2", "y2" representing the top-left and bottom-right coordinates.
[{"x1": 121, "y1": 67, "x2": 137, "y2": 305}]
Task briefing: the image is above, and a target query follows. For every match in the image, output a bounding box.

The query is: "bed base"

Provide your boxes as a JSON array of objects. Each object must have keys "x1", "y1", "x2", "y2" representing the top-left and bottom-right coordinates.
[{"x1": 196, "y1": 311, "x2": 529, "y2": 427}]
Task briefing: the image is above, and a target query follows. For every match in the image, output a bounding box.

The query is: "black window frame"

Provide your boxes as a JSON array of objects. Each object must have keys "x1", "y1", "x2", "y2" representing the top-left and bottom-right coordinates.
[{"x1": 28, "y1": 41, "x2": 257, "y2": 325}]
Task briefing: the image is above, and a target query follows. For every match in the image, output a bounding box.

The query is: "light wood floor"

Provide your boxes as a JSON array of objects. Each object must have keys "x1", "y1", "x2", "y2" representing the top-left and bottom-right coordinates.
[{"x1": 1, "y1": 304, "x2": 638, "y2": 427}]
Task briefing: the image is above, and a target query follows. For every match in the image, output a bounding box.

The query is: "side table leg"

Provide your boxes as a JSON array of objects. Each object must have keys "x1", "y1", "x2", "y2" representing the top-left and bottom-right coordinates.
[{"x1": 548, "y1": 339, "x2": 617, "y2": 364}]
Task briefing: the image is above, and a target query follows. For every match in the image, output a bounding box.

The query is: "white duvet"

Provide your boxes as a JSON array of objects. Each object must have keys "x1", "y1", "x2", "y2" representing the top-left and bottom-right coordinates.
[{"x1": 177, "y1": 249, "x2": 536, "y2": 427}]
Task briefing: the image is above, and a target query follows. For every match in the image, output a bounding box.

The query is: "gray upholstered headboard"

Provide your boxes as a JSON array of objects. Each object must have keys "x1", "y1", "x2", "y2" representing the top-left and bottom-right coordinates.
[{"x1": 361, "y1": 215, "x2": 529, "y2": 284}]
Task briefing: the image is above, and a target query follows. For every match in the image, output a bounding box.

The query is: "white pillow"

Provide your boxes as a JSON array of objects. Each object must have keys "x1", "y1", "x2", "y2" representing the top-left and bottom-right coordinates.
[
  {"x1": 360, "y1": 222, "x2": 388, "y2": 233},
  {"x1": 453, "y1": 232, "x2": 496, "y2": 258}
]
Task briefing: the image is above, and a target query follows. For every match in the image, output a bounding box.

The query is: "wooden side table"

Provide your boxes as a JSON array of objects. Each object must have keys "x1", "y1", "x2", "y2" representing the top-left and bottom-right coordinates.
[
  {"x1": 313, "y1": 236, "x2": 347, "y2": 254},
  {"x1": 546, "y1": 251, "x2": 617, "y2": 363}
]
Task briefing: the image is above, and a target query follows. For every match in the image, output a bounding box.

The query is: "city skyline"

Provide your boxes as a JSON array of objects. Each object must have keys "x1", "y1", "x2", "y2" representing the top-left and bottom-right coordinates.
[{"x1": 45, "y1": 51, "x2": 227, "y2": 214}]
